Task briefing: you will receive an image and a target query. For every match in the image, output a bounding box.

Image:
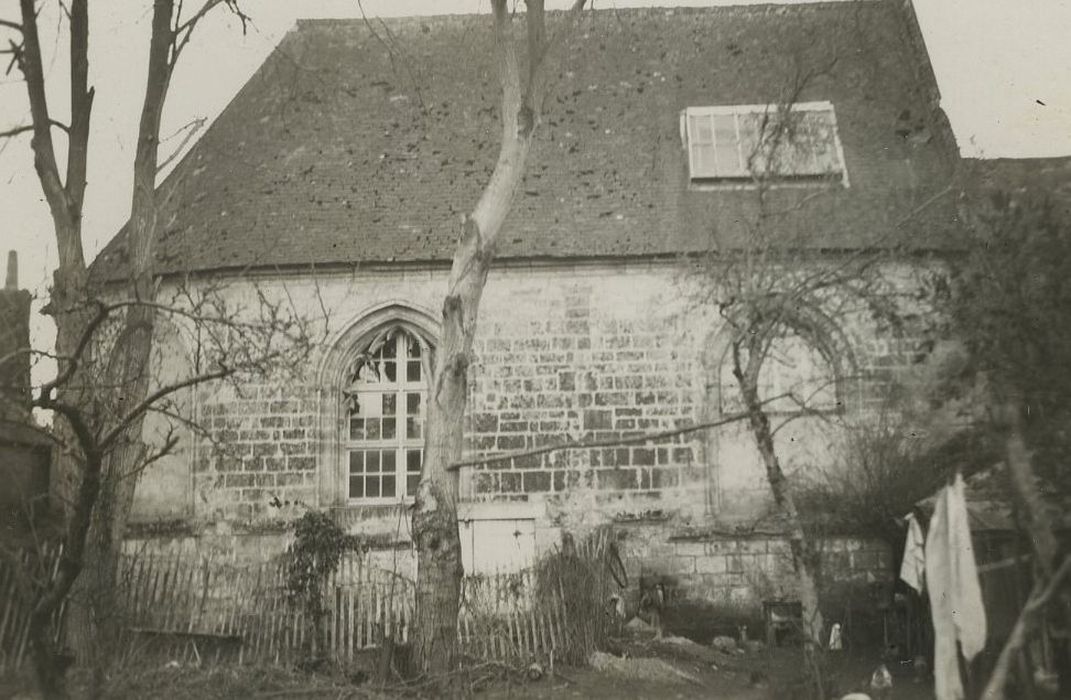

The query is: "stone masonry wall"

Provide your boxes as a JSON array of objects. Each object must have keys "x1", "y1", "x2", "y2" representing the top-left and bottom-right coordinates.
[
  {"x1": 192, "y1": 383, "x2": 319, "y2": 522},
  {"x1": 130, "y1": 261, "x2": 935, "y2": 609},
  {"x1": 464, "y1": 280, "x2": 704, "y2": 522}
]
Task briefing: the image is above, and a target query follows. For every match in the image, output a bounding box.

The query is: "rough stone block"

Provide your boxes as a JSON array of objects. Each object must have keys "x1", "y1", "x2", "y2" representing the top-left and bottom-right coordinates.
[
  {"x1": 523, "y1": 471, "x2": 551, "y2": 493},
  {"x1": 696, "y1": 555, "x2": 728, "y2": 574}
]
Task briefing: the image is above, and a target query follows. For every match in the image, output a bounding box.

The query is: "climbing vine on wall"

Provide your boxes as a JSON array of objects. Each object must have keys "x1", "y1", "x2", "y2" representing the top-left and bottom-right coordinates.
[{"x1": 285, "y1": 511, "x2": 365, "y2": 636}]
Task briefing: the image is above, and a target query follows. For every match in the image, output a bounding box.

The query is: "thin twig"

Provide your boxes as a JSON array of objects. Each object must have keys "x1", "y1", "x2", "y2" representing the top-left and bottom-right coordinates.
[{"x1": 447, "y1": 396, "x2": 790, "y2": 472}]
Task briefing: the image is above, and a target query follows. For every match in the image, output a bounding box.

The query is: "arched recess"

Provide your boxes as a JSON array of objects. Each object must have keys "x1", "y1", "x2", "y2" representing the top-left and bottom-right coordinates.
[
  {"x1": 701, "y1": 303, "x2": 858, "y2": 514},
  {"x1": 127, "y1": 318, "x2": 195, "y2": 522},
  {"x1": 316, "y1": 302, "x2": 440, "y2": 508}
]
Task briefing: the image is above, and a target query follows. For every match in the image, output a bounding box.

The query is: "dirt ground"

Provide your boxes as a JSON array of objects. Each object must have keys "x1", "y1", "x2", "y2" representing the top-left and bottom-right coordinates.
[
  {"x1": 478, "y1": 640, "x2": 936, "y2": 700},
  {"x1": 1, "y1": 642, "x2": 938, "y2": 699}
]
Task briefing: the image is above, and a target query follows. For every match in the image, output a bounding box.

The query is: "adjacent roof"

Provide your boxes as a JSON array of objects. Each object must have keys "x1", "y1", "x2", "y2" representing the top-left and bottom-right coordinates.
[
  {"x1": 960, "y1": 156, "x2": 1071, "y2": 213},
  {"x1": 913, "y1": 467, "x2": 1071, "y2": 533},
  {"x1": 92, "y1": 1, "x2": 962, "y2": 280}
]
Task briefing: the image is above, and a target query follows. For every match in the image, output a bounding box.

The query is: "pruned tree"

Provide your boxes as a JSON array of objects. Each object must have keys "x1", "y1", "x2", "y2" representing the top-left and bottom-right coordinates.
[
  {"x1": 0, "y1": 1, "x2": 270, "y2": 697},
  {"x1": 409, "y1": 0, "x2": 588, "y2": 676},
  {"x1": 8, "y1": 283, "x2": 313, "y2": 699}
]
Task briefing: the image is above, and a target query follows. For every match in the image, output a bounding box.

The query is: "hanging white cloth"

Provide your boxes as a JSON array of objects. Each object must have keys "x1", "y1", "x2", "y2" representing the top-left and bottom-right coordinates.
[
  {"x1": 925, "y1": 473, "x2": 987, "y2": 700},
  {"x1": 900, "y1": 512, "x2": 926, "y2": 593}
]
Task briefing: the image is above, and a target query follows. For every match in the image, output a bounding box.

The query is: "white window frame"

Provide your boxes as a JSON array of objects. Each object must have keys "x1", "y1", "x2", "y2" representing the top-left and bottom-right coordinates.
[
  {"x1": 343, "y1": 329, "x2": 428, "y2": 505},
  {"x1": 680, "y1": 101, "x2": 848, "y2": 188}
]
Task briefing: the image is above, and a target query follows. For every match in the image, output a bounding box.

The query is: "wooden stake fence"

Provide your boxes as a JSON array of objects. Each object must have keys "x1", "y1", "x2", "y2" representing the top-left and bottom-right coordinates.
[{"x1": 0, "y1": 539, "x2": 614, "y2": 673}]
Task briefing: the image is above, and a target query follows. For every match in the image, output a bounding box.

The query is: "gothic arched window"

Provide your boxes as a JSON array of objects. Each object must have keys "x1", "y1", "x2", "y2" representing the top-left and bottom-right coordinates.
[{"x1": 342, "y1": 327, "x2": 431, "y2": 503}]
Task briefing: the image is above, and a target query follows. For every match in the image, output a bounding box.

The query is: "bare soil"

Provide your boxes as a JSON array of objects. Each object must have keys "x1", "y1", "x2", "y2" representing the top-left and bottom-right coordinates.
[{"x1": 1, "y1": 643, "x2": 938, "y2": 699}]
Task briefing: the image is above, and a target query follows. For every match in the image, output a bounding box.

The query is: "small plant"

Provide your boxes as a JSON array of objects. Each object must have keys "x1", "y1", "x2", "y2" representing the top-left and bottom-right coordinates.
[{"x1": 284, "y1": 511, "x2": 364, "y2": 657}]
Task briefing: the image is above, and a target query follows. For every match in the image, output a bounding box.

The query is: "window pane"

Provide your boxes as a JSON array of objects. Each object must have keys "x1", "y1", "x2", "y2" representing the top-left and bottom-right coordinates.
[
  {"x1": 407, "y1": 474, "x2": 420, "y2": 497},
  {"x1": 349, "y1": 476, "x2": 364, "y2": 499},
  {"x1": 366, "y1": 418, "x2": 381, "y2": 440},
  {"x1": 407, "y1": 360, "x2": 421, "y2": 382},
  {"x1": 690, "y1": 114, "x2": 713, "y2": 144},
  {"x1": 738, "y1": 114, "x2": 763, "y2": 174},
  {"x1": 407, "y1": 449, "x2": 422, "y2": 473},
  {"x1": 381, "y1": 337, "x2": 397, "y2": 359},
  {"x1": 356, "y1": 363, "x2": 379, "y2": 383},
  {"x1": 713, "y1": 114, "x2": 741, "y2": 175},
  {"x1": 366, "y1": 475, "x2": 380, "y2": 497},
  {"x1": 383, "y1": 450, "x2": 396, "y2": 472},
  {"x1": 409, "y1": 340, "x2": 421, "y2": 358},
  {"x1": 382, "y1": 393, "x2": 396, "y2": 415},
  {"x1": 349, "y1": 451, "x2": 364, "y2": 473},
  {"x1": 367, "y1": 450, "x2": 381, "y2": 473},
  {"x1": 383, "y1": 418, "x2": 397, "y2": 439},
  {"x1": 382, "y1": 475, "x2": 396, "y2": 497},
  {"x1": 808, "y1": 110, "x2": 840, "y2": 173},
  {"x1": 349, "y1": 418, "x2": 365, "y2": 441},
  {"x1": 692, "y1": 144, "x2": 717, "y2": 177},
  {"x1": 384, "y1": 361, "x2": 397, "y2": 382},
  {"x1": 358, "y1": 392, "x2": 381, "y2": 417},
  {"x1": 406, "y1": 393, "x2": 423, "y2": 439}
]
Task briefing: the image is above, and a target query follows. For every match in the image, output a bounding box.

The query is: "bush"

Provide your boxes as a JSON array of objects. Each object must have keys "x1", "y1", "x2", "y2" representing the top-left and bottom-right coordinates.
[{"x1": 795, "y1": 412, "x2": 947, "y2": 546}]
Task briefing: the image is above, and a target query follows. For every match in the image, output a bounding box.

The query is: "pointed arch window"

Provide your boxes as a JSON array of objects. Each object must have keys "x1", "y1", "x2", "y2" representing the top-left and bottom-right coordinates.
[{"x1": 343, "y1": 326, "x2": 433, "y2": 503}]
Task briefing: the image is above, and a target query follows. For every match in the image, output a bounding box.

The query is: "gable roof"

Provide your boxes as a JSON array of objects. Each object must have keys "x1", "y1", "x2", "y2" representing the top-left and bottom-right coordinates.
[{"x1": 92, "y1": 1, "x2": 962, "y2": 280}]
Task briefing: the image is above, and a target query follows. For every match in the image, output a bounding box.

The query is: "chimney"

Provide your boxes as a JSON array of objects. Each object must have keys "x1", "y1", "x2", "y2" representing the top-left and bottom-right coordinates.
[{"x1": 0, "y1": 251, "x2": 32, "y2": 420}]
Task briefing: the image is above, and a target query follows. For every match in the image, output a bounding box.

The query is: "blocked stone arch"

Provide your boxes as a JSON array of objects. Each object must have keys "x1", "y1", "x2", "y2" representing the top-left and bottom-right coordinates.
[
  {"x1": 316, "y1": 302, "x2": 440, "y2": 507},
  {"x1": 702, "y1": 303, "x2": 860, "y2": 414},
  {"x1": 699, "y1": 303, "x2": 860, "y2": 513},
  {"x1": 127, "y1": 316, "x2": 196, "y2": 521}
]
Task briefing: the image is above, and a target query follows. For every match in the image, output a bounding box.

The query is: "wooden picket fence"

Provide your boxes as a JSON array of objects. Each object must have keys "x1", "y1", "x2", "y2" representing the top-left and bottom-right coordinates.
[
  {"x1": 0, "y1": 542, "x2": 67, "y2": 674},
  {"x1": 0, "y1": 529, "x2": 618, "y2": 673}
]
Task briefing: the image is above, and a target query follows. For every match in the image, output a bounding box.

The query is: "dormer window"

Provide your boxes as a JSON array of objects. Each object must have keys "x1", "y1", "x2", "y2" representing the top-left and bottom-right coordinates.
[{"x1": 681, "y1": 101, "x2": 847, "y2": 187}]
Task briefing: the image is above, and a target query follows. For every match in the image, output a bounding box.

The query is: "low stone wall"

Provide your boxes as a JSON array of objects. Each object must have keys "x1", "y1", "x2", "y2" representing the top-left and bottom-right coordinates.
[{"x1": 611, "y1": 522, "x2": 892, "y2": 643}]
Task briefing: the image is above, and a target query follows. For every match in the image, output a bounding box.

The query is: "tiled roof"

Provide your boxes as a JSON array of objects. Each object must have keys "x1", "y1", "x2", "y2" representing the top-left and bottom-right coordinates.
[
  {"x1": 960, "y1": 156, "x2": 1071, "y2": 213},
  {"x1": 92, "y1": 1, "x2": 962, "y2": 279}
]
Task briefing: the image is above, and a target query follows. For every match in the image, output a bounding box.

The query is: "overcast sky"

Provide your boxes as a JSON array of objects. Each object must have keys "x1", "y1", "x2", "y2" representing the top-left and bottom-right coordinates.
[{"x1": 1, "y1": 0, "x2": 1070, "y2": 357}]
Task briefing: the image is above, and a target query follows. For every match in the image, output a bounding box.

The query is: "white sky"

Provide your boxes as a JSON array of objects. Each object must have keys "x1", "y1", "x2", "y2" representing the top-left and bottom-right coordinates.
[{"x1": 1, "y1": 0, "x2": 1070, "y2": 359}]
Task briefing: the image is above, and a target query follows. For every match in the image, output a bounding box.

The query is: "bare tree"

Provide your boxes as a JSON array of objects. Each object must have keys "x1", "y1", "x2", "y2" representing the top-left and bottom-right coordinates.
[
  {"x1": 689, "y1": 61, "x2": 950, "y2": 693},
  {"x1": 2, "y1": 1, "x2": 258, "y2": 696},
  {"x1": 409, "y1": 0, "x2": 588, "y2": 676},
  {"x1": 12, "y1": 285, "x2": 312, "y2": 699}
]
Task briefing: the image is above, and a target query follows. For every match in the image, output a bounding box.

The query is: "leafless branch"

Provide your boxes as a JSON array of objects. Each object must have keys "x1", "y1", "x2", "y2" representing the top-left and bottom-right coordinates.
[
  {"x1": 156, "y1": 116, "x2": 205, "y2": 174},
  {"x1": 99, "y1": 366, "x2": 234, "y2": 452},
  {"x1": 0, "y1": 18, "x2": 22, "y2": 32},
  {"x1": 35, "y1": 298, "x2": 107, "y2": 401},
  {"x1": 356, "y1": 0, "x2": 427, "y2": 113},
  {"x1": 172, "y1": 0, "x2": 250, "y2": 68},
  {"x1": 114, "y1": 427, "x2": 181, "y2": 483},
  {"x1": 447, "y1": 394, "x2": 791, "y2": 472},
  {"x1": 0, "y1": 119, "x2": 70, "y2": 139},
  {"x1": 981, "y1": 555, "x2": 1071, "y2": 699}
]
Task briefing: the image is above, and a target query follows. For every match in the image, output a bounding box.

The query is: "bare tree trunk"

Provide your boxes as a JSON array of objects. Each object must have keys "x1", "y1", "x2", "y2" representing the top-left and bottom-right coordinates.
[
  {"x1": 1001, "y1": 398, "x2": 1058, "y2": 576},
  {"x1": 982, "y1": 385, "x2": 1069, "y2": 698},
  {"x1": 411, "y1": 0, "x2": 586, "y2": 677},
  {"x1": 76, "y1": 2, "x2": 174, "y2": 689},
  {"x1": 16, "y1": 0, "x2": 98, "y2": 679},
  {"x1": 27, "y1": 418, "x2": 104, "y2": 700},
  {"x1": 731, "y1": 338, "x2": 824, "y2": 654}
]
